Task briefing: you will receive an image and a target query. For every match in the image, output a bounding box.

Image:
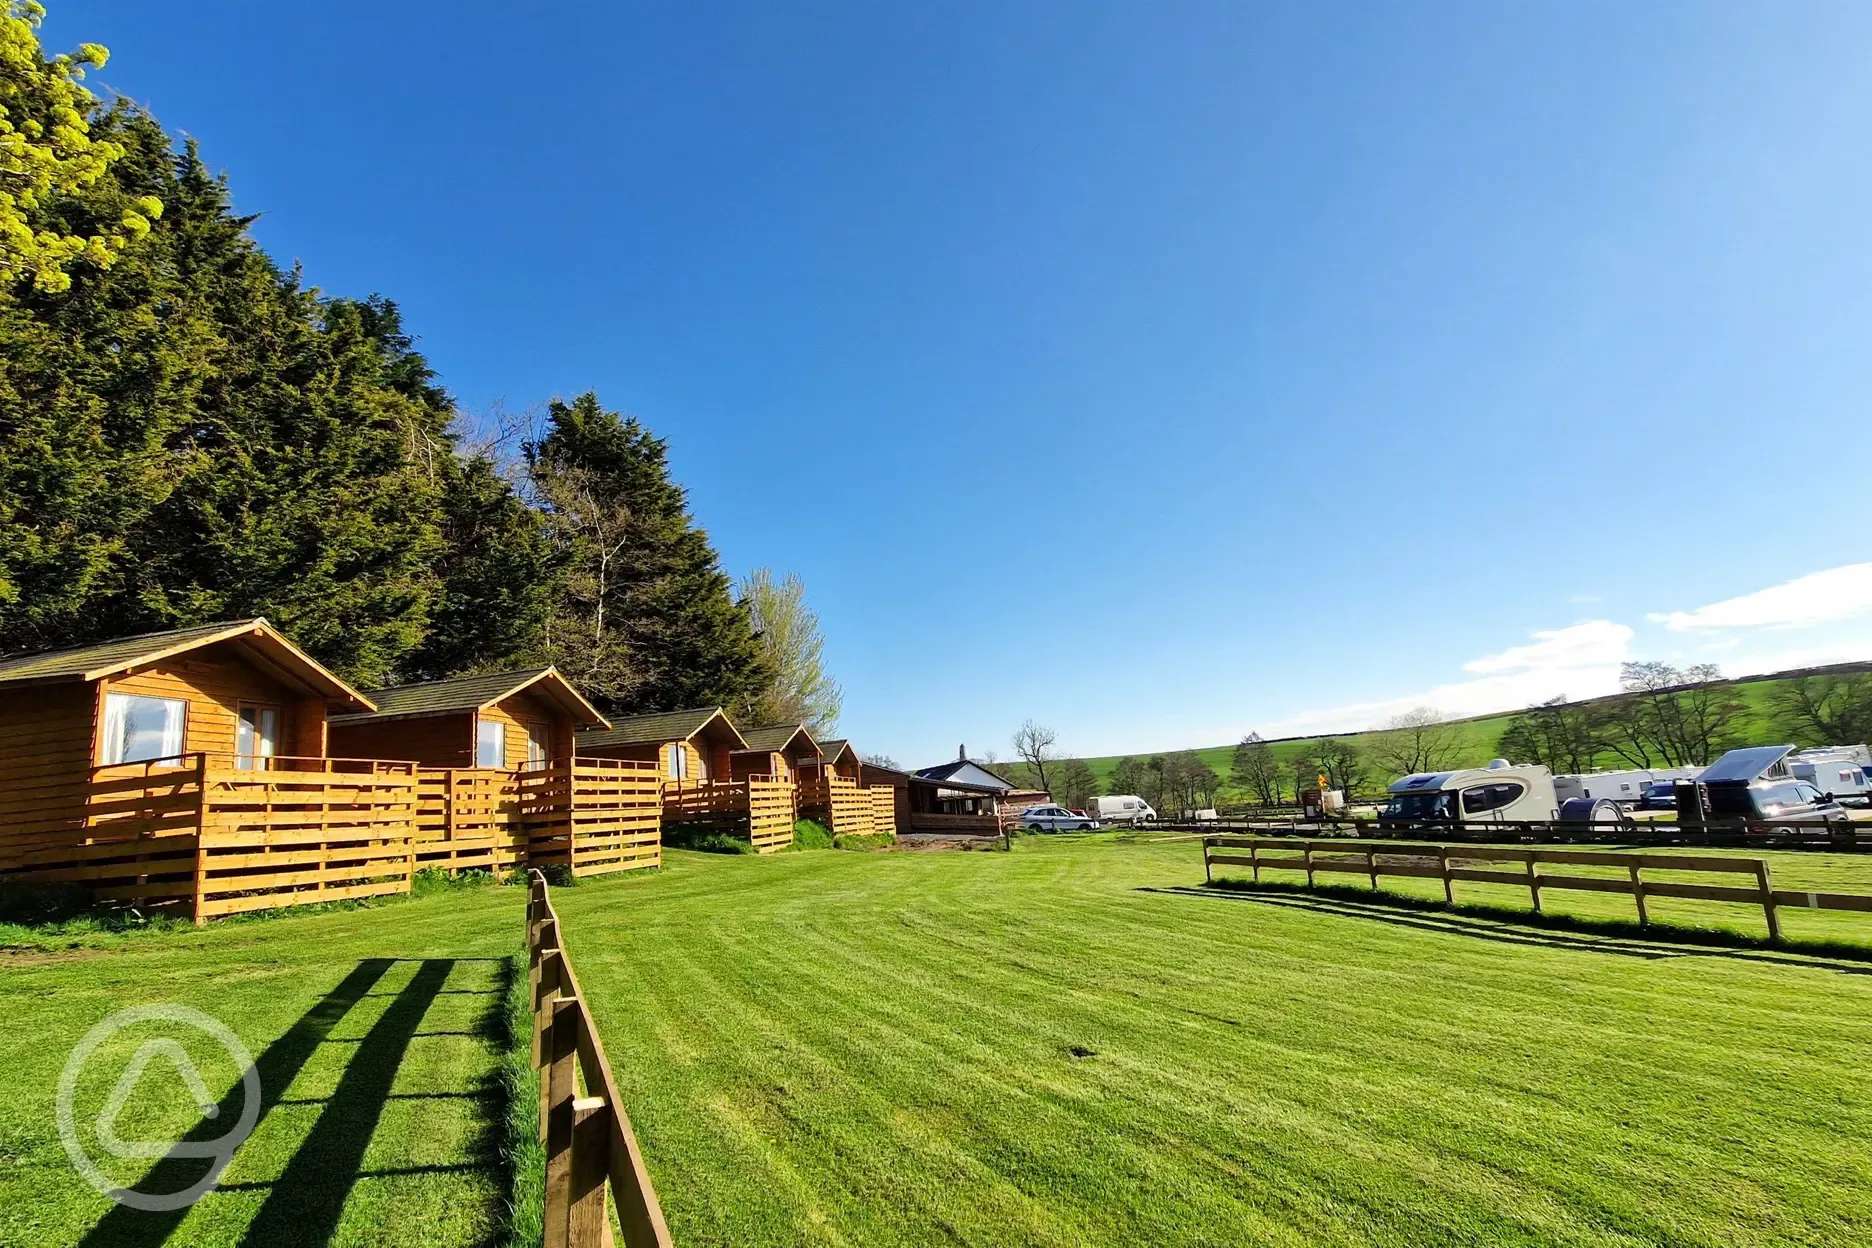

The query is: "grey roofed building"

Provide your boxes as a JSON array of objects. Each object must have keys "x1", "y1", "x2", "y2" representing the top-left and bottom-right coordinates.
[
  {"x1": 915, "y1": 748, "x2": 1017, "y2": 792},
  {"x1": 738, "y1": 723, "x2": 820, "y2": 755}
]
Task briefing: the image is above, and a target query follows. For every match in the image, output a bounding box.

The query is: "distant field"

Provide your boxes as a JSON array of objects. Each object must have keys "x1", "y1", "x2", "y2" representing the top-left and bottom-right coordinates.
[
  {"x1": 555, "y1": 836, "x2": 1872, "y2": 1246},
  {"x1": 1077, "y1": 669, "x2": 1843, "y2": 796}
]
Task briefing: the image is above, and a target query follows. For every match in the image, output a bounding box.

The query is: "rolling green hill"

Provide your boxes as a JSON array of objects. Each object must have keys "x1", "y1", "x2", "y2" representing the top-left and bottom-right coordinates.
[{"x1": 1068, "y1": 663, "x2": 1872, "y2": 800}]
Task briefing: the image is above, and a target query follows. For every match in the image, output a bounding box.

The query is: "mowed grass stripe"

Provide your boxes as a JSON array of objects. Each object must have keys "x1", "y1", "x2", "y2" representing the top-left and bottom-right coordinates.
[{"x1": 554, "y1": 840, "x2": 1872, "y2": 1247}]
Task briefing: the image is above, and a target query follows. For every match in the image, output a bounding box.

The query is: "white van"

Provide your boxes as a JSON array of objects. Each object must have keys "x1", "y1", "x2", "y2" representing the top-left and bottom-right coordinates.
[
  {"x1": 1381, "y1": 761, "x2": 1559, "y2": 826},
  {"x1": 1553, "y1": 767, "x2": 1699, "y2": 808},
  {"x1": 1090, "y1": 795, "x2": 1157, "y2": 825}
]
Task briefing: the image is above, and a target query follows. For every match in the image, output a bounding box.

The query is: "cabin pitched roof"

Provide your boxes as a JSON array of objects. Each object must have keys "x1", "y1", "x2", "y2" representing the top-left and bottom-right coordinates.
[
  {"x1": 577, "y1": 707, "x2": 748, "y2": 751},
  {"x1": 0, "y1": 618, "x2": 374, "y2": 710},
  {"x1": 816, "y1": 738, "x2": 855, "y2": 765},
  {"x1": 736, "y1": 723, "x2": 821, "y2": 756},
  {"x1": 329, "y1": 667, "x2": 608, "y2": 729}
]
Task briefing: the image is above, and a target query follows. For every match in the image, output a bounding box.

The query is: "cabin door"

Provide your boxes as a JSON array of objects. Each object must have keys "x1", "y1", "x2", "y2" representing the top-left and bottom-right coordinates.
[
  {"x1": 523, "y1": 722, "x2": 551, "y2": 771},
  {"x1": 237, "y1": 704, "x2": 280, "y2": 770}
]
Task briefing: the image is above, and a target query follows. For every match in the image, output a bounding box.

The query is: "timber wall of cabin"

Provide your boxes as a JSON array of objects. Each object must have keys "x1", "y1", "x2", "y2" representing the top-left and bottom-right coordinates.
[
  {"x1": 110, "y1": 652, "x2": 327, "y2": 760},
  {"x1": 482, "y1": 689, "x2": 575, "y2": 766},
  {"x1": 330, "y1": 712, "x2": 472, "y2": 768},
  {"x1": 577, "y1": 735, "x2": 735, "y2": 781},
  {"x1": 0, "y1": 681, "x2": 98, "y2": 844}
]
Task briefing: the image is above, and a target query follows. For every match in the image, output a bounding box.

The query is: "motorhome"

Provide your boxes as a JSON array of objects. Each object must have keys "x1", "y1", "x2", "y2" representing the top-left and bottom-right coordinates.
[
  {"x1": 1552, "y1": 767, "x2": 1700, "y2": 808},
  {"x1": 1789, "y1": 746, "x2": 1872, "y2": 804},
  {"x1": 1380, "y1": 760, "x2": 1559, "y2": 826},
  {"x1": 1089, "y1": 795, "x2": 1156, "y2": 825}
]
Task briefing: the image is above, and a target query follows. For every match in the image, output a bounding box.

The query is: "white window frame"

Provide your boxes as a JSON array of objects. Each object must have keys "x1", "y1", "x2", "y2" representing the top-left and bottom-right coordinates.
[
  {"x1": 101, "y1": 693, "x2": 188, "y2": 766},
  {"x1": 236, "y1": 703, "x2": 280, "y2": 771},
  {"x1": 667, "y1": 742, "x2": 689, "y2": 780}
]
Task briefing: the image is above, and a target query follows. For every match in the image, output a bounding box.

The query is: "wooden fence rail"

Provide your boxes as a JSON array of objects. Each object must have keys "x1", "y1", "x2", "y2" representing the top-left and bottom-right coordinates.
[
  {"x1": 528, "y1": 869, "x2": 672, "y2": 1248},
  {"x1": 1202, "y1": 836, "x2": 1872, "y2": 941}
]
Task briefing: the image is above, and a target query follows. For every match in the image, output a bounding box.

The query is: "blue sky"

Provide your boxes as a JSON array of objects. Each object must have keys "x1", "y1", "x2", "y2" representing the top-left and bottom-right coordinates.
[{"x1": 54, "y1": 2, "x2": 1872, "y2": 764}]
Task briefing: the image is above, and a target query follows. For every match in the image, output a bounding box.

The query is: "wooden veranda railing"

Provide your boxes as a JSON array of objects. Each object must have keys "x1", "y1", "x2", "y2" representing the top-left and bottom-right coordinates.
[
  {"x1": 662, "y1": 775, "x2": 796, "y2": 852},
  {"x1": 0, "y1": 753, "x2": 420, "y2": 923},
  {"x1": 528, "y1": 869, "x2": 673, "y2": 1248}
]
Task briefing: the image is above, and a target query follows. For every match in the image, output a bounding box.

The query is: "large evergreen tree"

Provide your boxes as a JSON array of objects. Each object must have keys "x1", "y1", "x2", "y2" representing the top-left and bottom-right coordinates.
[
  {"x1": 0, "y1": 106, "x2": 455, "y2": 682},
  {"x1": 526, "y1": 392, "x2": 770, "y2": 711}
]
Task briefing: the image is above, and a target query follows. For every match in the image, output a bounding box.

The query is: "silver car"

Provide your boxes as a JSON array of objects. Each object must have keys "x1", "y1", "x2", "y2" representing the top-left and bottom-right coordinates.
[{"x1": 1020, "y1": 804, "x2": 1098, "y2": 831}]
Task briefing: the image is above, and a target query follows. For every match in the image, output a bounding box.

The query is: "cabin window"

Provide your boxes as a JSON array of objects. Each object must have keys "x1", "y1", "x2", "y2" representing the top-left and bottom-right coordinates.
[
  {"x1": 523, "y1": 722, "x2": 550, "y2": 771},
  {"x1": 236, "y1": 704, "x2": 280, "y2": 770},
  {"x1": 101, "y1": 693, "x2": 187, "y2": 765},
  {"x1": 477, "y1": 719, "x2": 506, "y2": 768},
  {"x1": 667, "y1": 743, "x2": 688, "y2": 780}
]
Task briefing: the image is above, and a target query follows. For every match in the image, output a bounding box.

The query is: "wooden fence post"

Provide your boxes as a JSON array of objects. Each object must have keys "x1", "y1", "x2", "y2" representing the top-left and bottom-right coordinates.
[
  {"x1": 568, "y1": 1096, "x2": 613, "y2": 1246},
  {"x1": 1202, "y1": 839, "x2": 1213, "y2": 884},
  {"x1": 1302, "y1": 844, "x2": 1315, "y2": 889},
  {"x1": 1628, "y1": 861, "x2": 1648, "y2": 927},
  {"x1": 544, "y1": 995, "x2": 581, "y2": 1248},
  {"x1": 1366, "y1": 849, "x2": 1379, "y2": 891},
  {"x1": 1250, "y1": 843, "x2": 1260, "y2": 883},
  {"x1": 1755, "y1": 860, "x2": 1781, "y2": 942},
  {"x1": 1526, "y1": 852, "x2": 1543, "y2": 914},
  {"x1": 1438, "y1": 847, "x2": 1453, "y2": 905}
]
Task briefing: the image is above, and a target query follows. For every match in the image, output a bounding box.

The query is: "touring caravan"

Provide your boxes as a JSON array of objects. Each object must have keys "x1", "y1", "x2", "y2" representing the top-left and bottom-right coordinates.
[
  {"x1": 1552, "y1": 767, "x2": 1700, "y2": 808},
  {"x1": 1380, "y1": 760, "x2": 1559, "y2": 827},
  {"x1": 1788, "y1": 746, "x2": 1872, "y2": 804}
]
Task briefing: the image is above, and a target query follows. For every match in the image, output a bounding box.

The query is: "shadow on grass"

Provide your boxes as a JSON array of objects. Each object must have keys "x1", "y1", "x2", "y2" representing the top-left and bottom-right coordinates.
[
  {"x1": 1143, "y1": 879, "x2": 1872, "y2": 974},
  {"x1": 78, "y1": 957, "x2": 515, "y2": 1248}
]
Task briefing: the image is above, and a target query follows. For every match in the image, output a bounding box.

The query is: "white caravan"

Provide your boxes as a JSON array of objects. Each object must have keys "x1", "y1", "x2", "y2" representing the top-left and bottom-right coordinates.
[
  {"x1": 1089, "y1": 795, "x2": 1157, "y2": 825},
  {"x1": 1789, "y1": 746, "x2": 1872, "y2": 803},
  {"x1": 1552, "y1": 767, "x2": 1700, "y2": 808},
  {"x1": 1381, "y1": 760, "x2": 1560, "y2": 826}
]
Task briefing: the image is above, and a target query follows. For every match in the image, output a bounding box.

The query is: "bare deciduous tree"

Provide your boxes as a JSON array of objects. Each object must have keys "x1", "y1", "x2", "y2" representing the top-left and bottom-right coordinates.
[
  {"x1": 1367, "y1": 707, "x2": 1463, "y2": 778},
  {"x1": 737, "y1": 567, "x2": 843, "y2": 735},
  {"x1": 1229, "y1": 733, "x2": 1284, "y2": 806},
  {"x1": 1012, "y1": 719, "x2": 1059, "y2": 797}
]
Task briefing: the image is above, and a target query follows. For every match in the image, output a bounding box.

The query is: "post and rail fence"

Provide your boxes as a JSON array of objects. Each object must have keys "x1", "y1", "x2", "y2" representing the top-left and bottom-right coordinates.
[
  {"x1": 1158, "y1": 815, "x2": 1866, "y2": 851},
  {"x1": 1201, "y1": 835, "x2": 1872, "y2": 940},
  {"x1": 527, "y1": 868, "x2": 672, "y2": 1248}
]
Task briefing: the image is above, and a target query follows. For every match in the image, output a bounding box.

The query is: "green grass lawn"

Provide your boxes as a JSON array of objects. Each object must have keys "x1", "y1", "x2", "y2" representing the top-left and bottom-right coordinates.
[
  {"x1": 0, "y1": 880, "x2": 526, "y2": 1248},
  {"x1": 552, "y1": 836, "x2": 1872, "y2": 1247},
  {"x1": 8, "y1": 836, "x2": 1872, "y2": 1247}
]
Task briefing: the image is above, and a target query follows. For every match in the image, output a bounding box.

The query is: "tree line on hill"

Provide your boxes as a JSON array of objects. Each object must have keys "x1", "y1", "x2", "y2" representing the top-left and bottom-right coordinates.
[
  {"x1": 0, "y1": 6, "x2": 840, "y2": 729},
  {"x1": 996, "y1": 661, "x2": 1872, "y2": 814}
]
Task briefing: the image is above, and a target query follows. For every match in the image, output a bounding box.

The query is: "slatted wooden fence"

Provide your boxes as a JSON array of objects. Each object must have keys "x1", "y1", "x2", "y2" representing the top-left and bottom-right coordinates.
[
  {"x1": 528, "y1": 869, "x2": 673, "y2": 1248},
  {"x1": 523, "y1": 760, "x2": 662, "y2": 877},
  {"x1": 1203, "y1": 835, "x2": 1872, "y2": 940},
  {"x1": 664, "y1": 776, "x2": 797, "y2": 853},
  {"x1": 867, "y1": 785, "x2": 897, "y2": 837},
  {"x1": 416, "y1": 768, "x2": 527, "y2": 872},
  {"x1": 747, "y1": 776, "x2": 796, "y2": 852},
  {"x1": 800, "y1": 773, "x2": 873, "y2": 838}
]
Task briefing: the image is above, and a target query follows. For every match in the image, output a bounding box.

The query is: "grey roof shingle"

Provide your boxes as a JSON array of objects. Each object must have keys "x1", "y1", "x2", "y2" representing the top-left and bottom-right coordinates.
[
  {"x1": 0, "y1": 619, "x2": 266, "y2": 684},
  {"x1": 329, "y1": 668, "x2": 605, "y2": 727},
  {"x1": 576, "y1": 707, "x2": 745, "y2": 751},
  {"x1": 0, "y1": 618, "x2": 373, "y2": 710},
  {"x1": 737, "y1": 724, "x2": 818, "y2": 754}
]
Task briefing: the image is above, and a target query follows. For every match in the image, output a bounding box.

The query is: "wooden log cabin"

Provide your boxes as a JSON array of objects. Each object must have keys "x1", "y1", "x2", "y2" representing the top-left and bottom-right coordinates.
[
  {"x1": 574, "y1": 706, "x2": 748, "y2": 781},
  {"x1": 328, "y1": 669, "x2": 664, "y2": 878},
  {"x1": 730, "y1": 724, "x2": 822, "y2": 782},
  {"x1": 0, "y1": 618, "x2": 415, "y2": 920}
]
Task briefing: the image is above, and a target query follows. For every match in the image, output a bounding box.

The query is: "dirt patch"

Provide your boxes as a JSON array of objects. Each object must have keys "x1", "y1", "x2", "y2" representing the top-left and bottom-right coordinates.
[{"x1": 0, "y1": 944, "x2": 113, "y2": 966}]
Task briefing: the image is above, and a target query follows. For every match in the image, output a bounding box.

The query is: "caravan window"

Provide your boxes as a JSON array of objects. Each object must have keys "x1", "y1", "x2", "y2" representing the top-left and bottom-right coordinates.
[
  {"x1": 102, "y1": 693, "x2": 187, "y2": 765},
  {"x1": 1461, "y1": 782, "x2": 1525, "y2": 815}
]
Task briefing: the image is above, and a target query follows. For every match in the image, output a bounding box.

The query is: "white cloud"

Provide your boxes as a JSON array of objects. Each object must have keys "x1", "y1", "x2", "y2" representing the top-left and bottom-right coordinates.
[
  {"x1": 1462, "y1": 620, "x2": 1633, "y2": 675},
  {"x1": 1254, "y1": 621, "x2": 1632, "y2": 739},
  {"x1": 1649, "y1": 563, "x2": 1872, "y2": 632}
]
